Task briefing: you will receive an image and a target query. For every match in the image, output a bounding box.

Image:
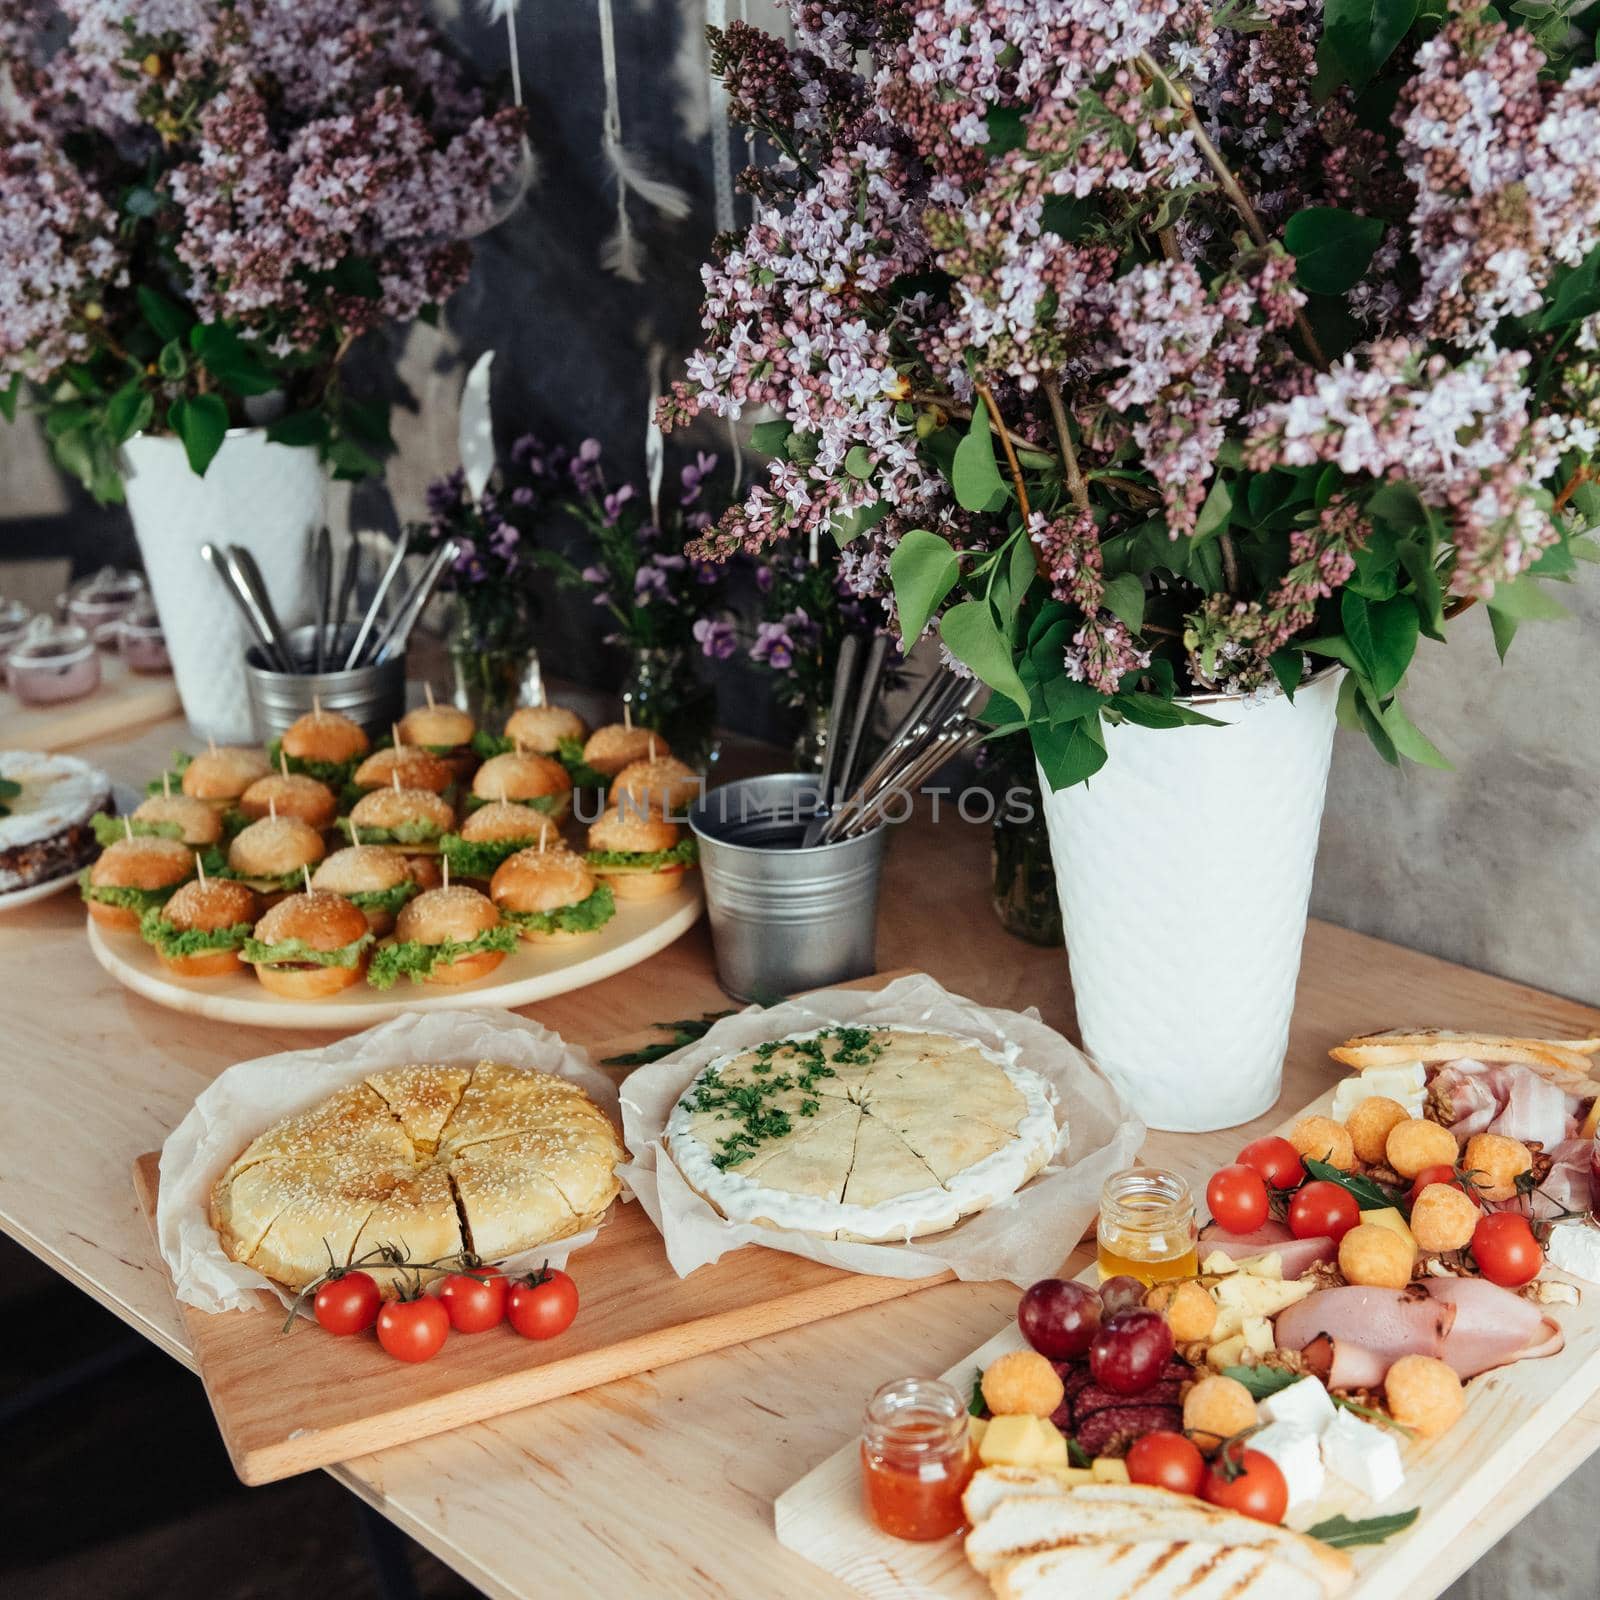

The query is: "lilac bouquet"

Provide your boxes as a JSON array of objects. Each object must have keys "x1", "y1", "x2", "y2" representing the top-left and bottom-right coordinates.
[
  {"x1": 0, "y1": 1, "x2": 523, "y2": 499},
  {"x1": 664, "y1": 2, "x2": 1600, "y2": 787}
]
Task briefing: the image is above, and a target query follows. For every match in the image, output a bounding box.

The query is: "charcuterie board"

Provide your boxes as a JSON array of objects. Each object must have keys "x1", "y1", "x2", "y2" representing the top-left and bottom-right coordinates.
[{"x1": 774, "y1": 1081, "x2": 1600, "y2": 1600}]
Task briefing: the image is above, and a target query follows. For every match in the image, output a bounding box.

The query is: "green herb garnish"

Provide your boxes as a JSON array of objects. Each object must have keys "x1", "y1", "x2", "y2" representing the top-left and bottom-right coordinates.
[
  {"x1": 440, "y1": 833, "x2": 544, "y2": 879},
  {"x1": 336, "y1": 816, "x2": 447, "y2": 846},
  {"x1": 341, "y1": 880, "x2": 419, "y2": 919},
  {"x1": 144, "y1": 749, "x2": 193, "y2": 795},
  {"x1": 1300, "y1": 1157, "x2": 1403, "y2": 1211},
  {"x1": 266, "y1": 738, "x2": 360, "y2": 788},
  {"x1": 602, "y1": 1009, "x2": 739, "y2": 1067},
  {"x1": 463, "y1": 790, "x2": 564, "y2": 816},
  {"x1": 93, "y1": 811, "x2": 183, "y2": 847},
  {"x1": 1221, "y1": 1366, "x2": 1304, "y2": 1400},
  {"x1": 0, "y1": 776, "x2": 21, "y2": 817},
  {"x1": 557, "y1": 735, "x2": 611, "y2": 789},
  {"x1": 1304, "y1": 1509, "x2": 1420, "y2": 1548}
]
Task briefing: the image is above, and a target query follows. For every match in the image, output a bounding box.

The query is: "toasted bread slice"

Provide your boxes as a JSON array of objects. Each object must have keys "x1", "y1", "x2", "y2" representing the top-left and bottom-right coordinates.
[
  {"x1": 1331, "y1": 1028, "x2": 1594, "y2": 1085},
  {"x1": 993, "y1": 1540, "x2": 1323, "y2": 1600}
]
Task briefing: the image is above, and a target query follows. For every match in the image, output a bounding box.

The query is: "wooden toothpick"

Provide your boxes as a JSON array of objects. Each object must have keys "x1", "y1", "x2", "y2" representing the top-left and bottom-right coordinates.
[
  {"x1": 279, "y1": 748, "x2": 290, "y2": 779},
  {"x1": 122, "y1": 815, "x2": 134, "y2": 843},
  {"x1": 207, "y1": 736, "x2": 218, "y2": 757},
  {"x1": 392, "y1": 769, "x2": 402, "y2": 793},
  {"x1": 392, "y1": 722, "x2": 403, "y2": 751},
  {"x1": 269, "y1": 796, "x2": 278, "y2": 821},
  {"x1": 623, "y1": 702, "x2": 633, "y2": 733},
  {"x1": 312, "y1": 693, "x2": 322, "y2": 719},
  {"x1": 301, "y1": 864, "x2": 313, "y2": 895},
  {"x1": 350, "y1": 819, "x2": 362, "y2": 847},
  {"x1": 196, "y1": 852, "x2": 207, "y2": 884},
  {"x1": 647, "y1": 733, "x2": 657, "y2": 763},
  {"x1": 442, "y1": 853, "x2": 451, "y2": 890},
  {"x1": 162, "y1": 771, "x2": 171, "y2": 798},
  {"x1": 424, "y1": 682, "x2": 436, "y2": 710}
]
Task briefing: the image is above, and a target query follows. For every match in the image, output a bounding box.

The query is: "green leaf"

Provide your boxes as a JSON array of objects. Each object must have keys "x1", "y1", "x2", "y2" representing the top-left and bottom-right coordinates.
[
  {"x1": 1032, "y1": 715, "x2": 1107, "y2": 791},
  {"x1": 1379, "y1": 698, "x2": 1451, "y2": 769},
  {"x1": 0, "y1": 374, "x2": 20, "y2": 423},
  {"x1": 137, "y1": 285, "x2": 194, "y2": 344},
  {"x1": 1485, "y1": 576, "x2": 1571, "y2": 622},
  {"x1": 1573, "y1": 535, "x2": 1600, "y2": 564},
  {"x1": 983, "y1": 105, "x2": 1027, "y2": 155},
  {"x1": 1539, "y1": 244, "x2": 1600, "y2": 330},
  {"x1": 1194, "y1": 473, "x2": 1233, "y2": 541},
  {"x1": 166, "y1": 393, "x2": 230, "y2": 477},
  {"x1": 266, "y1": 411, "x2": 330, "y2": 449},
  {"x1": 1341, "y1": 591, "x2": 1418, "y2": 698},
  {"x1": 1285, "y1": 206, "x2": 1387, "y2": 295},
  {"x1": 1304, "y1": 1510, "x2": 1420, "y2": 1549},
  {"x1": 830, "y1": 498, "x2": 891, "y2": 547},
  {"x1": 980, "y1": 691, "x2": 1027, "y2": 734},
  {"x1": 939, "y1": 600, "x2": 1030, "y2": 718},
  {"x1": 1003, "y1": 530, "x2": 1037, "y2": 635},
  {"x1": 1302, "y1": 1156, "x2": 1403, "y2": 1209},
  {"x1": 951, "y1": 408, "x2": 1009, "y2": 514},
  {"x1": 889, "y1": 528, "x2": 962, "y2": 648},
  {"x1": 189, "y1": 322, "x2": 277, "y2": 396},
  {"x1": 843, "y1": 443, "x2": 874, "y2": 480},
  {"x1": 1302, "y1": 633, "x2": 1363, "y2": 672},
  {"x1": 1487, "y1": 607, "x2": 1519, "y2": 662},
  {"x1": 327, "y1": 435, "x2": 383, "y2": 480},
  {"x1": 105, "y1": 379, "x2": 154, "y2": 445},
  {"x1": 1318, "y1": 0, "x2": 1419, "y2": 91},
  {"x1": 1100, "y1": 572, "x2": 1146, "y2": 631},
  {"x1": 1398, "y1": 539, "x2": 1445, "y2": 639},
  {"x1": 1221, "y1": 1366, "x2": 1303, "y2": 1400},
  {"x1": 157, "y1": 339, "x2": 188, "y2": 381},
  {"x1": 750, "y1": 419, "x2": 790, "y2": 456},
  {"x1": 1111, "y1": 691, "x2": 1225, "y2": 729},
  {"x1": 1269, "y1": 649, "x2": 1304, "y2": 702}
]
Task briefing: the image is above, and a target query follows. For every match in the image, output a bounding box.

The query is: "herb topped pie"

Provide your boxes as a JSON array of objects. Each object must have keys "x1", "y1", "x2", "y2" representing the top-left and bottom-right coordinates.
[{"x1": 665, "y1": 1026, "x2": 1059, "y2": 1242}]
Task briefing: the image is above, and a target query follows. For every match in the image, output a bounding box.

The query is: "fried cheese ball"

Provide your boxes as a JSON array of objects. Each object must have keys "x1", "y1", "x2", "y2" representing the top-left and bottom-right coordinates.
[
  {"x1": 1462, "y1": 1132, "x2": 1533, "y2": 1203},
  {"x1": 1145, "y1": 1279, "x2": 1217, "y2": 1343},
  {"x1": 1385, "y1": 1117, "x2": 1459, "y2": 1180},
  {"x1": 1345, "y1": 1096, "x2": 1410, "y2": 1166},
  {"x1": 1182, "y1": 1374, "x2": 1258, "y2": 1454},
  {"x1": 1289, "y1": 1114, "x2": 1355, "y2": 1171},
  {"x1": 1338, "y1": 1222, "x2": 1415, "y2": 1289},
  {"x1": 980, "y1": 1350, "x2": 1065, "y2": 1419},
  {"x1": 1409, "y1": 1182, "x2": 1480, "y2": 1253},
  {"x1": 1385, "y1": 1354, "x2": 1466, "y2": 1437}
]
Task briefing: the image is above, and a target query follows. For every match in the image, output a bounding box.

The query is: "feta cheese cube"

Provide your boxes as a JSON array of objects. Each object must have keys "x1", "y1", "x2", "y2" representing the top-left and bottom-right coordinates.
[
  {"x1": 1247, "y1": 1420, "x2": 1325, "y2": 1507},
  {"x1": 1258, "y1": 1376, "x2": 1337, "y2": 1436},
  {"x1": 1544, "y1": 1220, "x2": 1600, "y2": 1284},
  {"x1": 1320, "y1": 1407, "x2": 1406, "y2": 1501},
  {"x1": 1331, "y1": 1064, "x2": 1426, "y2": 1122}
]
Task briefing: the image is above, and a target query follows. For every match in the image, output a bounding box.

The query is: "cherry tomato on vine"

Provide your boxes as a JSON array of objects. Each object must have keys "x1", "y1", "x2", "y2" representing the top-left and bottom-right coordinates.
[
  {"x1": 313, "y1": 1269, "x2": 381, "y2": 1336},
  {"x1": 438, "y1": 1265, "x2": 507, "y2": 1334},
  {"x1": 1287, "y1": 1179, "x2": 1360, "y2": 1242},
  {"x1": 1126, "y1": 1431, "x2": 1205, "y2": 1496},
  {"x1": 506, "y1": 1266, "x2": 579, "y2": 1341},
  {"x1": 1206, "y1": 1164, "x2": 1270, "y2": 1233},
  {"x1": 1408, "y1": 1163, "x2": 1483, "y2": 1208},
  {"x1": 1201, "y1": 1447, "x2": 1288, "y2": 1525},
  {"x1": 1235, "y1": 1136, "x2": 1304, "y2": 1192},
  {"x1": 376, "y1": 1295, "x2": 450, "y2": 1363},
  {"x1": 1472, "y1": 1212, "x2": 1543, "y2": 1287}
]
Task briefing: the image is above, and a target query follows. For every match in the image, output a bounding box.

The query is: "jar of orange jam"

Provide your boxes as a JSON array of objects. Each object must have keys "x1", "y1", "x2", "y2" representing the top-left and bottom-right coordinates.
[
  {"x1": 859, "y1": 1377, "x2": 975, "y2": 1541},
  {"x1": 1096, "y1": 1167, "x2": 1198, "y2": 1284}
]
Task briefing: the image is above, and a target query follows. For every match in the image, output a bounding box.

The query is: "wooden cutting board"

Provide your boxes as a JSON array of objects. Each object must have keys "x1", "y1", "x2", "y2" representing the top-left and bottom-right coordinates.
[
  {"x1": 0, "y1": 652, "x2": 181, "y2": 751},
  {"x1": 775, "y1": 1082, "x2": 1600, "y2": 1600},
  {"x1": 132, "y1": 971, "x2": 954, "y2": 1486}
]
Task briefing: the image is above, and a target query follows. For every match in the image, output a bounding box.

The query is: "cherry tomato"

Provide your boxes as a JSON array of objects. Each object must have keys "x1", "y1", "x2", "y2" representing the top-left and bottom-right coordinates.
[
  {"x1": 1200, "y1": 1446, "x2": 1288, "y2": 1525},
  {"x1": 1126, "y1": 1430, "x2": 1205, "y2": 1496},
  {"x1": 313, "y1": 1269, "x2": 381, "y2": 1336},
  {"x1": 1472, "y1": 1211, "x2": 1543, "y2": 1287},
  {"x1": 1407, "y1": 1163, "x2": 1483, "y2": 1208},
  {"x1": 1236, "y1": 1136, "x2": 1304, "y2": 1191},
  {"x1": 1206, "y1": 1164, "x2": 1270, "y2": 1233},
  {"x1": 437, "y1": 1264, "x2": 507, "y2": 1334},
  {"x1": 1287, "y1": 1179, "x2": 1361, "y2": 1242},
  {"x1": 376, "y1": 1295, "x2": 450, "y2": 1363},
  {"x1": 506, "y1": 1267, "x2": 579, "y2": 1341}
]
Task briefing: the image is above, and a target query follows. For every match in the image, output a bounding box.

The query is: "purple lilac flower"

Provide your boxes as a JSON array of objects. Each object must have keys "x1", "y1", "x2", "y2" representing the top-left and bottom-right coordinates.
[
  {"x1": 510, "y1": 486, "x2": 535, "y2": 507},
  {"x1": 679, "y1": 450, "x2": 719, "y2": 505},
  {"x1": 634, "y1": 565, "x2": 671, "y2": 604},
  {"x1": 694, "y1": 617, "x2": 738, "y2": 660}
]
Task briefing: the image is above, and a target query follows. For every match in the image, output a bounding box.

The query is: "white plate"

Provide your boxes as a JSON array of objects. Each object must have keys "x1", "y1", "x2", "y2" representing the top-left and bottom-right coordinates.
[
  {"x1": 0, "y1": 782, "x2": 140, "y2": 914},
  {"x1": 87, "y1": 884, "x2": 705, "y2": 1027}
]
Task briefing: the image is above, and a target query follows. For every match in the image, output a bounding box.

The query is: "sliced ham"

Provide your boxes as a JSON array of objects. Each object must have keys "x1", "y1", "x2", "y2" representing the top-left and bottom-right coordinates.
[
  {"x1": 1531, "y1": 1137, "x2": 1594, "y2": 1218},
  {"x1": 1496, "y1": 1068, "x2": 1572, "y2": 1149},
  {"x1": 1200, "y1": 1221, "x2": 1337, "y2": 1279},
  {"x1": 1436, "y1": 1058, "x2": 1586, "y2": 1145},
  {"x1": 1425, "y1": 1278, "x2": 1564, "y2": 1376},
  {"x1": 1433, "y1": 1063, "x2": 1502, "y2": 1138}
]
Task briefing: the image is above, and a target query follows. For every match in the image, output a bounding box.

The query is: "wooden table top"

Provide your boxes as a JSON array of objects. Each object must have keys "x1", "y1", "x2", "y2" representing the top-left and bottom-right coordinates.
[{"x1": 4, "y1": 715, "x2": 1599, "y2": 1600}]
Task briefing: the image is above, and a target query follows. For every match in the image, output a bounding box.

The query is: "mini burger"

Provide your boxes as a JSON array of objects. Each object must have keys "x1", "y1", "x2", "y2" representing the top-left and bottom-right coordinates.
[
  {"x1": 503, "y1": 703, "x2": 588, "y2": 755},
  {"x1": 470, "y1": 751, "x2": 572, "y2": 819},
  {"x1": 585, "y1": 807, "x2": 697, "y2": 901},
  {"x1": 609, "y1": 755, "x2": 701, "y2": 817},
  {"x1": 352, "y1": 745, "x2": 453, "y2": 796},
  {"x1": 311, "y1": 844, "x2": 419, "y2": 934},
  {"x1": 581, "y1": 724, "x2": 669, "y2": 779},
  {"x1": 226, "y1": 815, "x2": 327, "y2": 895},
  {"x1": 79, "y1": 835, "x2": 195, "y2": 931},
  {"x1": 397, "y1": 702, "x2": 477, "y2": 779},
  {"x1": 139, "y1": 876, "x2": 260, "y2": 977},
  {"x1": 490, "y1": 845, "x2": 615, "y2": 942},
  {"x1": 273, "y1": 707, "x2": 370, "y2": 784},
  {"x1": 182, "y1": 746, "x2": 271, "y2": 811},
  {"x1": 367, "y1": 884, "x2": 516, "y2": 989},
  {"x1": 93, "y1": 793, "x2": 223, "y2": 850},
  {"x1": 241, "y1": 890, "x2": 373, "y2": 998},
  {"x1": 340, "y1": 785, "x2": 454, "y2": 851},
  {"x1": 239, "y1": 772, "x2": 338, "y2": 831},
  {"x1": 440, "y1": 800, "x2": 559, "y2": 881}
]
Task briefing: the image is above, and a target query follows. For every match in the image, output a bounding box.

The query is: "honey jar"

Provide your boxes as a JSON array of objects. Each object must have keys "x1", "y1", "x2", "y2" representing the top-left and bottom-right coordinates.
[
  {"x1": 859, "y1": 1377, "x2": 975, "y2": 1541},
  {"x1": 1096, "y1": 1167, "x2": 1198, "y2": 1284}
]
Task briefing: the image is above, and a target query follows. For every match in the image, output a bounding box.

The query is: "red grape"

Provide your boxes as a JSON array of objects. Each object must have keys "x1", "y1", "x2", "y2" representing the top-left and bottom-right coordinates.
[
  {"x1": 1097, "y1": 1275, "x2": 1147, "y2": 1316},
  {"x1": 1018, "y1": 1278, "x2": 1102, "y2": 1360},
  {"x1": 1088, "y1": 1308, "x2": 1174, "y2": 1397}
]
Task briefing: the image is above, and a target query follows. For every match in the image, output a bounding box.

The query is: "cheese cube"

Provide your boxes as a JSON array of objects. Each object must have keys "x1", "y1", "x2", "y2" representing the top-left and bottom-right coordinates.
[
  {"x1": 1239, "y1": 1252, "x2": 1284, "y2": 1280},
  {"x1": 1242, "y1": 1315, "x2": 1275, "y2": 1358},
  {"x1": 1247, "y1": 1420, "x2": 1326, "y2": 1508},
  {"x1": 1090, "y1": 1457, "x2": 1130, "y2": 1484},
  {"x1": 978, "y1": 1414, "x2": 1070, "y2": 1470},
  {"x1": 969, "y1": 1415, "x2": 989, "y2": 1448},
  {"x1": 1203, "y1": 1251, "x2": 1241, "y2": 1275},
  {"x1": 1320, "y1": 1407, "x2": 1406, "y2": 1501},
  {"x1": 1362, "y1": 1208, "x2": 1418, "y2": 1251},
  {"x1": 1545, "y1": 1220, "x2": 1600, "y2": 1284},
  {"x1": 1211, "y1": 1303, "x2": 1245, "y2": 1341},
  {"x1": 1258, "y1": 1376, "x2": 1336, "y2": 1436},
  {"x1": 1331, "y1": 1064, "x2": 1426, "y2": 1122},
  {"x1": 1214, "y1": 1272, "x2": 1313, "y2": 1319},
  {"x1": 1206, "y1": 1334, "x2": 1247, "y2": 1370},
  {"x1": 1050, "y1": 1468, "x2": 1097, "y2": 1489}
]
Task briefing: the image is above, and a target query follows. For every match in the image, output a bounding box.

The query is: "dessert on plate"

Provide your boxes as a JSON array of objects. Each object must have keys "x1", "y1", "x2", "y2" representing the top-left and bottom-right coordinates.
[{"x1": 0, "y1": 750, "x2": 111, "y2": 893}]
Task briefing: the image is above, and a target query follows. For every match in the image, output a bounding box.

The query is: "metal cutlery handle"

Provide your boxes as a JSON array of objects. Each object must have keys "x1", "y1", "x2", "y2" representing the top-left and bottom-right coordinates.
[
  {"x1": 344, "y1": 528, "x2": 411, "y2": 670},
  {"x1": 311, "y1": 526, "x2": 332, "y2": 675},
  {"x1": 371, "y1": 540, "x2": 457, "y2": 664},
  {"x1": 227, "y1": 545, "x2": 296, "y2": 673},
  {"x1": 835, "y1": 632, "x2": 890, "y2": 802},
  {"x1": 200, "y1": 543, "x2": 288, "y2": 671},
  {"x1": 817, "y1": 634, "x2": 862, "y2": 804}
]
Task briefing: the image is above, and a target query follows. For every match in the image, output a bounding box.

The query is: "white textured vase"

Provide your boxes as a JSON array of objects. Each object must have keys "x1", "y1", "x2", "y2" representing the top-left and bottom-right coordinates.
[
  {"x1": 1038, "y1": 667, "x2": 1342, "y2": 1133},
  {"x1": 122, "y1": 431, "x2": 325, "y2": 743}
]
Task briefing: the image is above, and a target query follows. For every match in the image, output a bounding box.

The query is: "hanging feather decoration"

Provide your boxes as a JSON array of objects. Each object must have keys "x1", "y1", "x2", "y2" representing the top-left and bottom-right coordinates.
[
  {"x1": 470, "y1": 0, "x2": 537, "y2": 232},
  {"x1": 458, "y1": 351, "x2": 498, "y2": 503}
]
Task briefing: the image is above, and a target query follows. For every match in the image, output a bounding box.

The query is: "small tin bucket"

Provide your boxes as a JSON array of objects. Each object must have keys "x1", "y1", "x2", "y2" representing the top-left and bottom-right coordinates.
[
  {"x1": 688, "y1": 772, "x2": 887, "y2": 1002},
  {"x1": 244, "y1": 625, "x2": 407, "y2": 743}
]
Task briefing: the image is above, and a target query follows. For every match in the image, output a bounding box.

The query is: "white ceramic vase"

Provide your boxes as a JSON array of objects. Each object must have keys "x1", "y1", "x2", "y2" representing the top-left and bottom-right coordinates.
[
  {"x1": 1038, "y1": 667, "x2": 1342, "y2": 1133},
  {"x1": 122, "y1": 430, "x2": 325, "y2": 743}
]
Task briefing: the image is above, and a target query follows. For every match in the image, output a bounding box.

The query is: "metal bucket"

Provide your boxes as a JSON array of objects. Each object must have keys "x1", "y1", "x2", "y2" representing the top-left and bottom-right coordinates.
[
  {"x1": 688, "y1": 772, "x2": 887, "y2": 1002},
  {"x1": 243, "y1": 625, "x2": 407, "y2": 743}
]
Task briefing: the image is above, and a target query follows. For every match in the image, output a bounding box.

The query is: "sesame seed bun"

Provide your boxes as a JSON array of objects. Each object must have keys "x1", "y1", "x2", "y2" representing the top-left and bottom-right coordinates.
[
  {"x1": 472, "y1": 752, "x2": 572, "y2": 814},
  {"x1": 280, "y1": 709, "x2": 369, "y2": 765},
  {"x1": 398, "y1": 704, "x2": 476, "y2": 749},
  {"x1": 239, "y1": 773, "x2": 338, "y2": 830},
  {"x1": 504, "y1": 704, "x2": 588, "y2": 753},
  {"x1": 353, "y1": 746, "x2": 452, "y2": 795},
  {"x1": 86, "y1": 835, "x2": 196, "y2": 931},
  {"x1": 247, "y1": 890, "x2": 370, "y2": 996},
  {"x1": 182, "y1": 746, "x2": 271, "y2": 804},
  {"x1": 588, "y1": 808, "x2": 681, "y2": 856},
  {"x1": 131, "y1": 793, "x2": 224, "y2": 847},
  {"x1": 491, "y1": 847, "x2": 597, "y2": 915},
  {"x1": 609, "y1": 756, "x2": 701, "y2": 815},
  {"x1": 311, "y1": 844, "x2": 411, "y2": 896},
  {"x1": 392, "y1": 885, "x2": 508, "y2": 984},
  {"x1": 156, "y1": 878, "x2": 261, "y2": 976},
  {"x1": 582, "y1": 724, "x2": 668, "y2": 778},
  {"x1": 459, "y1": 800, "x2": 560, "y2": 847},
  {"x1": 227, "y1": 815, "x2": 327, "y2": 880},
  {"x1": 348, "y1": 787, "x2": 455, "y2": 838}
]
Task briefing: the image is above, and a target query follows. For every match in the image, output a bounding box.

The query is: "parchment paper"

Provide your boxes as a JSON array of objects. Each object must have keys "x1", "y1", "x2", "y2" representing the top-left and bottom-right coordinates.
[
  {"x1": 618, "y1": 973, "x2": 1144, "y2": 1284},
  {"x1": 157, "y1": 1007, "x2": 622, "y2": 1315}
]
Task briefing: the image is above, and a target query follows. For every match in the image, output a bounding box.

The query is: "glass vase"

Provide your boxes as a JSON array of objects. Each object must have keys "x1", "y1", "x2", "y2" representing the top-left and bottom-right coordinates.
[
  {"x1": 448, "y1": 591, "x2": 541, "y2": 727},
  {"x1": 990, "y1": 760, "x2": 1063, "y2": 948},
  {"x1": 620, "y1": 645, "x2": 717, "y2": 768}
]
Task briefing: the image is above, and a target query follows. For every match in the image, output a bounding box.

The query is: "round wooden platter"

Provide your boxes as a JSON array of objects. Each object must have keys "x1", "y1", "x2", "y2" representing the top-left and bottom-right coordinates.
[{"x1": 86, "y1": 882, "x2": 704, "y2": 1027}]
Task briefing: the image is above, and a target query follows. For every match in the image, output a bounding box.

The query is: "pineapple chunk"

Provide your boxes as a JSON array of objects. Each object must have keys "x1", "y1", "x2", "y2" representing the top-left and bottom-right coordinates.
[
  {"x1": 1091, "y1": 1457, "x2": 1131, "y2": 1484},
  {"x1": 977, "y1": 1414, "x2": 1070, "y2": 1470}
]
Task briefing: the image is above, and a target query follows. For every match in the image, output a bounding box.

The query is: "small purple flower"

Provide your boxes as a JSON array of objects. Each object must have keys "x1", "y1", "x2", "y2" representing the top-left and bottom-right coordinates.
[
  {"x1": 426, "y1": 468, "x2": 467, "y2": 519},
  {"x1": 651, "y1": 552, "x2": 687, "y2": 572},
  {"x1": 679, "y1": 449, "x2": 719, "y2": 506},
  {"x1": 754, "y1": 563, "x2": 776, "y2": 594},
  {"x1": 602, "y1": 483, "x2": 636, "y2": 526},
  {"x1": 510, "y1": 486, "x2": 535, "y2": 507},
  {"x1": 571, "y1": 437, "x2": 605, "y2": 495},
  {"x1": 634, "y1": 565, "x2": 671, "y2": 604},
  {"x1": 694, "y1": 617, "x2": 738, "y2": 660},
  {"x1": 692, "y1": 558, "x2": 721, "y2": 586},
  {"x1": 751, "y1": 620, "x2": 796, "y2": 672},
  {"x1": 489, "y1": 521, "x2": 520, "y2": 560}
]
